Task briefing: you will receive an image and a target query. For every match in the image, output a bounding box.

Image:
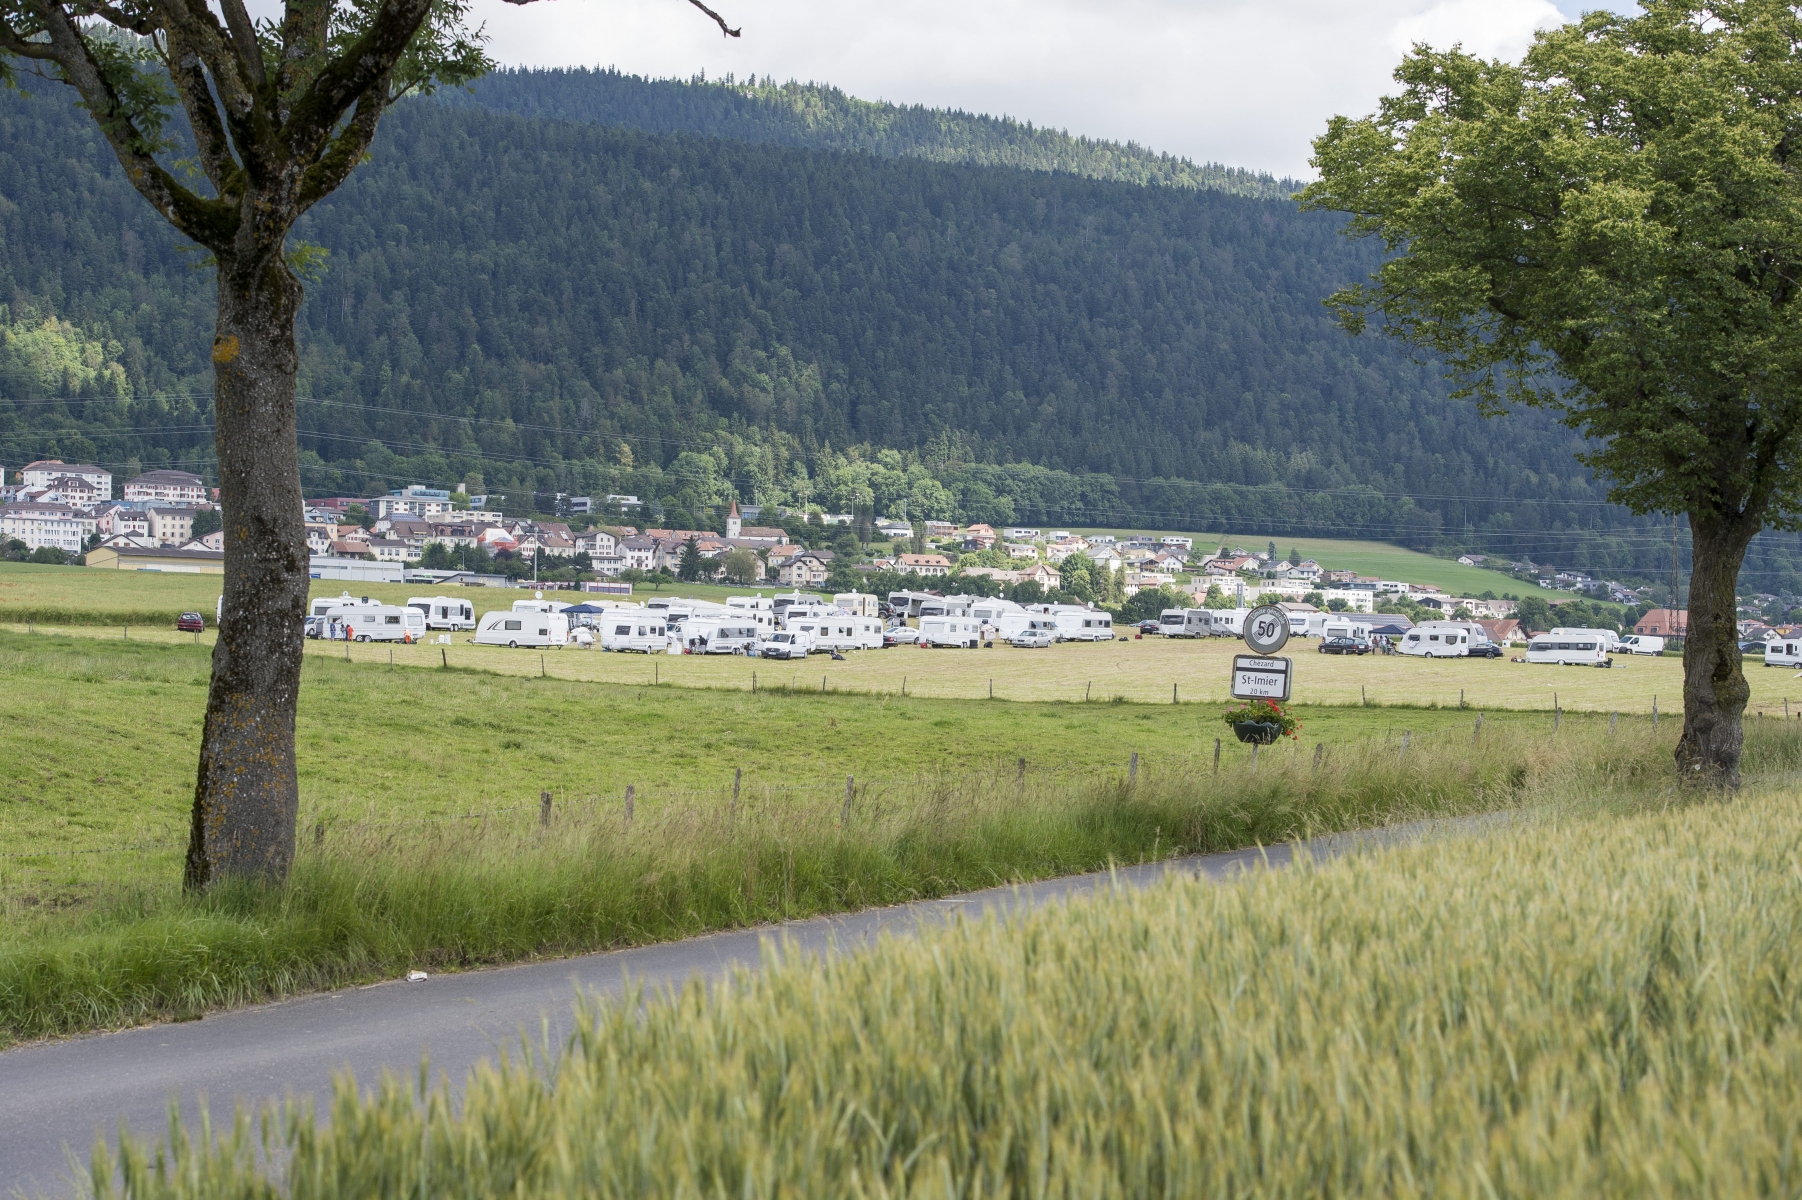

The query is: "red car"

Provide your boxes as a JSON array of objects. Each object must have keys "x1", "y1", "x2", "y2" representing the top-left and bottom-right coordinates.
[{"x1": 176, "y1": 612, "x2": 206, "y2": 633}]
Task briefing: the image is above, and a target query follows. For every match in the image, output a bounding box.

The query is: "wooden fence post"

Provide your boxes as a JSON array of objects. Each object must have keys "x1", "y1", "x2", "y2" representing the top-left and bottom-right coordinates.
[
  {"x1": 441, "y1": 648, "x2": 448, "y2": 668},
  {"x1": 1313, "y1": 742, "x2": 1323, "y2": 771},
  {"x1": 1017, "y1": 757, "x2": 1026, "y2": 783},
  {"x1": 1653, "y1": 696, "x2": 1658, "y2": 727},
  {"x1": 625, "y1": 785, "x2": 635, "y2": 824},
  {"x1": 540, "y1": 791, "x2": 552, "y2": 826},
  {"x1": 843, "y1": 775, "x2": 854, "y2": 825},
  {"x1": 732, "y1": 767, "x2": 741, "y2": 820},
  {"x1": 1610, "y1": 712, "x2": 1617, "y2": 733},
  {"x1": 1214, "y1": 738, "x2": 1221, "y2": 774},
  {"x1": 1473, "y1": 712, "x2": 1484, "y2": 742},
  {"x1": 1129, "y1": 751, "x2": 1138, "y2": 784},
  {"x1": 1399, "y1": 730, "x2": 1410, "y2": 760}
]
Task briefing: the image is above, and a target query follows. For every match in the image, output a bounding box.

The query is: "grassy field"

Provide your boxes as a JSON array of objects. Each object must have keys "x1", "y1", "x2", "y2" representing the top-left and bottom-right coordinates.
[
  {"x1": 24, "y1": 615, "x2": 1802, "y2": 714},
  {"x1": 0, "y1": 629, "x2": 1698, "y2": 1046},
  {"x1": 99, "y1": 778, "x2": 1802, "y2": 1197},
  {"x1": 1071, "y1": 529, "x2": 1569, "y2": 598}
]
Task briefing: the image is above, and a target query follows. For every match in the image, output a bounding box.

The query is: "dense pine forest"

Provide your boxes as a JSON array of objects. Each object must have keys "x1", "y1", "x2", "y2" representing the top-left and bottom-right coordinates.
[{"x1": 0, "y1": 69, "x2": 1791, "y2": 587}]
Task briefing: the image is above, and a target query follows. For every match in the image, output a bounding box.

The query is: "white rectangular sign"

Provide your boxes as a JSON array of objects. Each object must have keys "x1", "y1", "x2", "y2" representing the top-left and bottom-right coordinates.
[{"x1": 1231, "y1": 654, "x2": 1292, "y2": 701}]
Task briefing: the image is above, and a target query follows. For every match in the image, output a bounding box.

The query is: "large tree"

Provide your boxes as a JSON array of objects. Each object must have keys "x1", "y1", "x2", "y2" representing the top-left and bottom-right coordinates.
[
  {"x1": 1305, "y1": 0, "x2": 1802, "y2": 786},
  {"x1": 0, "y1": 0, "x2": 736, "y2": 885}
]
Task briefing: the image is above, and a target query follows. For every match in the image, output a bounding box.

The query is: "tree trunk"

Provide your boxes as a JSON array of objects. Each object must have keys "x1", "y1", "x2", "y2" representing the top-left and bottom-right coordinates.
[
  {"x1": 1675, "y1": 511, "x2": 1757, "y2": 787},
  {"x1": 184, "y1": 254, "x2": 309, "y2": 889}
]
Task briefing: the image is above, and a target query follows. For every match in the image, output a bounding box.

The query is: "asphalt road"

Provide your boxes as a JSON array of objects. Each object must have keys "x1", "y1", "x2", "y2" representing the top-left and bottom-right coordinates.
[{"x1": 0, "y1": 826, "x2": 1440, "y2": 1196}]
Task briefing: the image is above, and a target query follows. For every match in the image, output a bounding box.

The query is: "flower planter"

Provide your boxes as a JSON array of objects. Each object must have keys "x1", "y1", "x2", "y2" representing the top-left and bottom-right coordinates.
[{"x1": 1233, "y1": 721, "x2": 1281, "y2": 745}]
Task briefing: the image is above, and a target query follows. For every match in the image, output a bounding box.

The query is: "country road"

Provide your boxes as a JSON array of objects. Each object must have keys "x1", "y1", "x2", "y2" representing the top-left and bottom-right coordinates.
[{"x1": 0, "y1": 824, "x2": 1461, "y2": 1196}]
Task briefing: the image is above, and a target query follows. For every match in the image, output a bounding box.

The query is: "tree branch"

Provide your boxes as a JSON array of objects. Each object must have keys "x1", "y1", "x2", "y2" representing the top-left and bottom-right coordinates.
[
  {"x1": 278, "y1": 0, "x2": 432, "y2": 156},
  {"x1": 494, "y1": 0, "x2": 741, "y2": 37},
  {"x1": 161, "y1": 26, "x2": 241, "y2": 196},
  {"x1": 216, "y1": 0, "x2": 267, "y2": 87},
  {"x1": 295, "y1": 78, "x2": 387, "y2": 212}
]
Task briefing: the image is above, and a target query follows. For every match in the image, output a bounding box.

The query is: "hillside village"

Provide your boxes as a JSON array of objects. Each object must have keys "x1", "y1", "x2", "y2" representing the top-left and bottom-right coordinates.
[{"x1": 0, "y1": 459, "x2": 1755, "y2": 644}]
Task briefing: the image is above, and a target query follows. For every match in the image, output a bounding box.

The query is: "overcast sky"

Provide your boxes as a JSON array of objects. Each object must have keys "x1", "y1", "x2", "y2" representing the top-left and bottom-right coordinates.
[{"x1": 463, "y1": 0, "x2": 1626, "y2": 177}]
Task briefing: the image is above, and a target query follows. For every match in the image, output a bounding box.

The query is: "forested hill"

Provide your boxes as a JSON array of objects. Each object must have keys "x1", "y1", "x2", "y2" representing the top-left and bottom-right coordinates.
[
  {"x1": 0, "y1": 77, "x2": 1771, "y2": 584},
  {"x1": 447, "y1": 68, "x2": 1301, "y2": 201}
]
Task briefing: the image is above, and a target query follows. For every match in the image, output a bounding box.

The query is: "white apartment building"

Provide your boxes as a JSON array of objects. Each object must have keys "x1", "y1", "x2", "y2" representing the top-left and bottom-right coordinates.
[
  {"x1": 123, "y1": 469, "x2": 206, "y2": 504},
  {"x1": 0, "y1": 501, "x2": 95, "y2": 552},
  {"x1": 146, "y1": 506, "x2": 196, "y2": 545},
  {"x1": 19, "y1": 459, "x2": 111, "y2": 501}
]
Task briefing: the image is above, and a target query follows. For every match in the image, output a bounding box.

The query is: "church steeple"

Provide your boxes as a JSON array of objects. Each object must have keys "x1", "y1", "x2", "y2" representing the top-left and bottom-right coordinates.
[{"x1": 726, "y1": 499, "x2": 742, "y2": 540}]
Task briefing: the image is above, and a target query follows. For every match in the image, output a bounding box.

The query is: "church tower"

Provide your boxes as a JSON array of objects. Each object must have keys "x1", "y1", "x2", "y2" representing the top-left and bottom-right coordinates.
[{"x1": 726, "y1": 500, "x2": 742, "y2": 540}]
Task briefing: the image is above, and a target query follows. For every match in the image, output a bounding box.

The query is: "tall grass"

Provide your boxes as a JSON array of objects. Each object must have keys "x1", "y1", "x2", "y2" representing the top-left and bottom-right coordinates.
[
  {"x1": 0, "y1": 720, "x2": 1688, "y2": 1046},
  {"x1": 101, "y1": 759, "x2": 1802, "y2": 1198}
]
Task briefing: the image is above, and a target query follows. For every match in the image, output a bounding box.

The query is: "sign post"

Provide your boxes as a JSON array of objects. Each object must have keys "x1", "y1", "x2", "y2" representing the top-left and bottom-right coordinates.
[{"x1": 1232, "y1": 604, "x2": 1293, "y2": 702}]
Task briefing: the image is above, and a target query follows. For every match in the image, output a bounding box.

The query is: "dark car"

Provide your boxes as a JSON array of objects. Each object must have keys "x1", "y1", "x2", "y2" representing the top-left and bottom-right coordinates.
[
  {"x1": 1468, "y1": 641, "x2": 1506, "y2": 658},
  {"x1": 1136, "y1": 620, "x2": 1161, "y2": 634},
  {"x1": 1741, "y1": 639, "x2": 1772, "y2": 655},
  {"x1": 1318, "y1": 636, "x2": 1371, "y2": 655},
  {"x1": 176, "y1": 611, "x2": 206, "y2": 633}
]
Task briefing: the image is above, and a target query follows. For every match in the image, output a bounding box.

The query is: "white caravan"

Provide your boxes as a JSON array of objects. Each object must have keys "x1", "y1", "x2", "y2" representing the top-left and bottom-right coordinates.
[
  {"x1": 511, "y1": 597, "x2": 570, "y2": 614},
  {"x1": 326, "y1": 602, "x2": 425, "y2": 643},
  {"x1": 833, "y1": 592, "x2": 880, "y2": 618},
  {"x1": 1618, "y1": 634, "x2": 1666, "y2": 656},
  {"x1": 679, "y1": 618, "x2": 765, "y2": 654},
  {"x1": 474, "y1": 609, "x2": 569, "y2": 648},
  {"x1": 919, "y1": 615, "x2": 984, "y2": 647},
  {"x1": 725, "y1": 595, "x2": 779, "y2": 632},
  {"x1": 1550, "y1": 626, "x2": 1620, "y2": 652},
  {"x1": 309, "y1": 591, "x2": 384, "y2": 619},
  {"x1": 407, "y1": 595, "x2": 475, "y2": 630},
  {"x1": 995, "y1": 611, "x2": 1058, "y2": 641},
  {"x1": 1047, "y1": 606, "x2": 1115, "y2": 642},
  {"x1": 598, "y1": 609, "x2": 668, "y2": 653},
  {"x1": 772, "y1": 591, "x2": 826, "y2": 623},
  {"x1": 786, "y1": 613, "x2": 884, "y2": 651},
  {"x1": 1306, "y1": 613, "x2": 1366, "y2": 641},
  {"x1": 917, "y1": 595, "x2": 978, "y2": 620},
  {"x1": 1207, "y1": 608, "x2": 1251, "y2": 638},
  {"x1": 1399, "y1": 620, "x2": 1482, "y2": 658},
  {"x1": 1765, "y1": 639, "x2": 1802, "y2": 667},
  {"x1": 1158, "y1": 608, "x2": 1211, "y2": 637},
  {"x1": 1525, "y1": 633, "x2": 1610, "y2": 666},
  {"x1": 969, "y1": 598, "x2": 1024, "y2": 627},
  {"x1": 779, "y1": 602, "x2": 841, "y2": 631}
]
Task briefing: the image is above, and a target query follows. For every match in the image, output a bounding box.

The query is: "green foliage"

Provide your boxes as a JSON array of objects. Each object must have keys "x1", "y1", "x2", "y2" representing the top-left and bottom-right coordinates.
[
  {"x1": 189, "y1": 508, "x2": 222, "y2": 538},
  {"x1": 1221, "y1": 697, "x2": 1300, "y2": 740}
]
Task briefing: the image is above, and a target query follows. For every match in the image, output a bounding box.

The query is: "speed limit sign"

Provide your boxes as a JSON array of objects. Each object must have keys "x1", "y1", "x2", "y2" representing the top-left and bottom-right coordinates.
[{"x1": 1242, "y1": 604, "x2": 1290, "y2": 655}]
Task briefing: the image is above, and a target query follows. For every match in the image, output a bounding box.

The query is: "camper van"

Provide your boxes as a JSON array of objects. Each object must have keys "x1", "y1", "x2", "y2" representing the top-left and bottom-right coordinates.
[
  {"x1": 598, "y1": 610, "x2": 668, "y2": 653},
  {"x1": 725, "y1": 594, "x2": 778, "y2": 632},
  {"x1": 406, "y1": 596, "x2": 475, "y2": 630},
  {"x1": 1525, "y1": 633, "x2": 1611, "y2": 666},
  {"x1": 969, "y1": 598, "x2": 1023, "y2": 628},
  {"x1": 917, "y1": 595, "x2": 978, "y2": 620},
  {"x1": 474, "y1": 609, "x2": 569, "y2": 648},
  {"x1": 919, "y1": 615, "x2": 984, "y2": 648},
  {"x1": 1399, "y1": 620, "x2": 1484, "y2": 658},
  {"x1": 1618, "y1": 634, "x2": 1666, "y2": 656},
  {"x1": 772, "y1": 592, "x2": 826, "y2": 623},
  {"x1": 886, "y1": 590, "x2": 939, "y2": 619},
  {"x1": 1158, "y1": 608, "x2": 1211, "y2": 637},
  {"x1": 325, "y1": 603, "x2": 426, "y2": 643},
  {"x1": 760, "y1": 628, "x2": 814, "y2": 659},
  {"x1": 1306, "y1": 613, "x2": 1367, "y2": 642},
  {"x1": 1046, "y1": 606, "x2": 1115, "y2": 642},
  {"x1": 1765, "y1": 639, "x2": 1802, "y2": 667},
  {"x1": 679, "y1": 618, "x2": 765, "y2": 654},
  {"x1": 832, "y1": 593, "x2": 880, "y2": 618},
  {"x1": 786, "y1": 614, "x2": 884, "y2": 652}
]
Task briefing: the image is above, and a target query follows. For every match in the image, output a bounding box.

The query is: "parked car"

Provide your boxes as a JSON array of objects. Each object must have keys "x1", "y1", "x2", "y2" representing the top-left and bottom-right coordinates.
[
  {"x1": 1318, "y1": 636, "x2": 1370, "y2": 655},
  {"x1": 1740, "y1": 639, "x2": 1772, "y2": 655},
  {"x1": 883, "y1": 625, "x2": 921, "y2": 647},
  {"x1": 1008, "y1": 628, "x2": 1054, "y2": 649},
  {"x1": 1136, "y1": 619, "x2": 1161, "y2": 634},
  {"x1": 176, "y1": 611, "x2": 205, "y2": 633},
  {"x1": 1467, "y1": 641, "x2": 1506, "y2": 658}
]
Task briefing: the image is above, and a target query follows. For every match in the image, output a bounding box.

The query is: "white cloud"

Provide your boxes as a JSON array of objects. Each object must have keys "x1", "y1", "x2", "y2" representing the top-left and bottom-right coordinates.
[{"x1": 461, "y1": 0, "x2": 1586, "y2": 177}]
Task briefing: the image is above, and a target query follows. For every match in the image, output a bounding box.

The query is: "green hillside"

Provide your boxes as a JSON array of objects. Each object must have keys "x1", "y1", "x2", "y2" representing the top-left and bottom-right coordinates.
[{"x1": 450, "y1": 68, "x2": 1301, "y2": 200}]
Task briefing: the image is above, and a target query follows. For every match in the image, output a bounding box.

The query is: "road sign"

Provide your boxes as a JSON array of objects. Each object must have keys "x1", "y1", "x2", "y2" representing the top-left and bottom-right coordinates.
[
  {"x1": 1242, "y1": 604, "x2": 1290, "y2": 655},
  {"x1": 1231, "y1": 655, "x2": 1292, "y2": 701}
]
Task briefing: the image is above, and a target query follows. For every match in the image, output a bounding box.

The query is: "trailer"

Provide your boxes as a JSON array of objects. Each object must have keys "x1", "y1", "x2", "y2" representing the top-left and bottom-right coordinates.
[
  {"x1": 597, "y1": 609, "x2": 667, "y2": 653},
  {"x1": 474, "y1": 609, "x2": 569, "y2": 648},
  {"x1": 678, "y1": 617, "x2": 766, "y2": 654},
  {"x1": 406, "y1": 595, "x2": 475, "y2": 630},
  {"x1": 786, "y1": 613, "x2": 884, "y2": 651},
  {"x1": 1525, "y1": 633, "x2": 1610, "y2": 666},
  {"x1": 1157, "y1": 608, "x2": 1211, "y2": 637},
  {"x1": 1398, "y1": 620, "x2": 1485, "y2": 658},
  {"x1": 1047, "y1": 606, "x2": 1114, "y2": 642},
  {"x1": 330, "y1": 603, "x2": 427, "y2": 643},
  {"x1": 918, "y1": 615, "x2": 984, "y2": 647}
]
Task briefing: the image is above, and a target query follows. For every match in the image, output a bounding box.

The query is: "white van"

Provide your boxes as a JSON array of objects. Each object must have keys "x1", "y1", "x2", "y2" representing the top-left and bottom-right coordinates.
[
  {"x1": 1048, "y1": 607, "x2": 1114, "y2": 642},
  {"x1": 1399, "y1": 620, "x2": 1481, "y2": 658},
  {"x1": 679, "y1": 618, "x2": 765, "y2": 654},
  {"x1": 1525, "y1": 634, "x2": 1610, "y2": 666},
  {"x1": 475, "y1": 609, "x2": 569, "y2": 648},
  {"x1": 598, "y1": 611, "x2": 667, "y2": 653},
  {"x1": 761, "y1": 628, "x2": 813, "y2": 659},
  {"x1": 407, "y1": 595, "x2": 475, "y2": 630},
  {"x1": 919, "y1": 615, "x2": 984, "y2": 647},
  {"x1": 329, "y1": 603, "x2": 426, "y2": 643},
  {"x1": 1765, "y1": 639, "x2": 1802, "y2": 667},
  {"x1": 1158, "y1": 608, "x2": 1211, "y2": 637},
  {"x1": 1618, "y1": 634, "x2": 1666, "y2": 656}
]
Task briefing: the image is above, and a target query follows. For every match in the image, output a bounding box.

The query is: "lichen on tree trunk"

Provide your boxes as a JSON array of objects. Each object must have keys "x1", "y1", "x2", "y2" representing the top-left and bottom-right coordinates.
[
  {"x1": 184, "y1": 255, "x2": 310, "y2": 889},
  {"x1": 1675, "y1": 514, "x2": 1757, "y2": 789}
]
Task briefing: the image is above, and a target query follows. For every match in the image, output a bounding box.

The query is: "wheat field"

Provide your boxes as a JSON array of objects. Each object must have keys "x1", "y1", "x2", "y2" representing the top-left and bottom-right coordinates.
[{"x1": 101, "y1": 774, "x2": 1802, "y2": 1197}]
